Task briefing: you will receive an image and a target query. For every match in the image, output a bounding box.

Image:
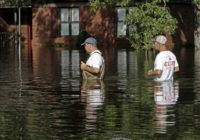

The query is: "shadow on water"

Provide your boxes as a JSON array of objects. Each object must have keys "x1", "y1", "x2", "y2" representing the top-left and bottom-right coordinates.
[{"x1": 0, "y1": 44, "x2": 200, "y2": 139}]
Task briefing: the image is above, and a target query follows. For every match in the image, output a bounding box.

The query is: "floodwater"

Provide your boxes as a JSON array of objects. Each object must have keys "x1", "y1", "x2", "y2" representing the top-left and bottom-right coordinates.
[{"x1": 0, "y1": 45, "x2": 200, "y2": 140}]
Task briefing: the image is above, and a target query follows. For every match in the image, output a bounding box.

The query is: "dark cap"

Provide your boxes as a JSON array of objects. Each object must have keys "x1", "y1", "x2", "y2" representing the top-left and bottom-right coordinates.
[{"x1": 81, "y1": 37, "x2": 97, "y2": 46}]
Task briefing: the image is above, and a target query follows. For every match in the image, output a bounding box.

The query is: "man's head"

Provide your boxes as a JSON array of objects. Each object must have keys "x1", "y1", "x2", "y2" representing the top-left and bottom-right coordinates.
[
  {"x1": 154, "y1": 35, "x2": 167, "y2": 51},
  {"x1": 81, "y1": 37, "x2": 97, "y2": 53},
  {"x1": 155, "y1": 35, "x2": 167, "y2": 45},
  {"x1": 81, "y1": 37, "x2": 97, "y2": 47}
]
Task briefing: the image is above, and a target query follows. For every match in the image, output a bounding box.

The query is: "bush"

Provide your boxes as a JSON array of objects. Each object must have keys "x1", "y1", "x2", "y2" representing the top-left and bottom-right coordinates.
[{"x1": 126, "y1": 1, "x2": 177, "y2": 50}]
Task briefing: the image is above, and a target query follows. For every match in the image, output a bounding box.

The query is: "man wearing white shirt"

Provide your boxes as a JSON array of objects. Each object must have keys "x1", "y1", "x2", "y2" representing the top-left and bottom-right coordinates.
[
  {"x1": 81, "y1": 37, "x2": 105, "y2": 79},
  {"x1": 148, "y1": 35, "x2": 179, "y2": 81}
]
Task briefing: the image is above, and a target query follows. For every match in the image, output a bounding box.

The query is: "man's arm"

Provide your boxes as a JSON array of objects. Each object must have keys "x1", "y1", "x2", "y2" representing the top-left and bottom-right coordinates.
[
  {"x1": 81, "y1": 61, "x2": 100, "y2": 74},
  {"x1": 147, "y1": 69, "x2": 162, "y2": 77},
  {"x1": 174, "y1": 66, "x2": 179, "y2": 73}
]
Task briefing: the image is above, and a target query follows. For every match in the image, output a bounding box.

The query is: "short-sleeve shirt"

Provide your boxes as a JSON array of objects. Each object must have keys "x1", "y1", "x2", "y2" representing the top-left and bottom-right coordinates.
[
  {"x1": 86, "y1": 50, "x2": 104, "y2": 69},
  {"x1": 154, "y1": 51, "x2": 179, "y2": 81}
]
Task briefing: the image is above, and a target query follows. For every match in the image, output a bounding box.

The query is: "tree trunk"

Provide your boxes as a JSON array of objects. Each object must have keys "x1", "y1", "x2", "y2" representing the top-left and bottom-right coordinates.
[{"x1": 194, "y1": 5, "x2": 200, "y2": 50}]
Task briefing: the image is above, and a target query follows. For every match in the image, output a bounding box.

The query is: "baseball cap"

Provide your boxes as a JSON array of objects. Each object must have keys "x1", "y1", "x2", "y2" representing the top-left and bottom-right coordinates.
[
  {"x1": 81, "y1": 37, "x2": 97, "y2": 46},
  {"x1": 155, "y1": 35, "x2": 167, "y2": 45}
]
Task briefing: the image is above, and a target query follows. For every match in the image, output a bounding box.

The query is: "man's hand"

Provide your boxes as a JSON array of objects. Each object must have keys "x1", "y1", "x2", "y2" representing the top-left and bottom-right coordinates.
[
  {"x1": 174, "y1": 66, "x2": 179, "y2": 73},
  {"x1": 81, "y1": 61, "x2": 87, "y2": 70},
  {"x1": 147, "y1": 69, "x2": 162, "y2": 77},
  {"x1": 147, "y1": 69, "x2": 153, "y2": 76}
]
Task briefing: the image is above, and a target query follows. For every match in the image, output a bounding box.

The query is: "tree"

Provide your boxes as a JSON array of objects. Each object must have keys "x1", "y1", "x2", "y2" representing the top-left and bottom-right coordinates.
[
  {"x1": 89, "y1": 0, "x2": 177, "y2": 50},
  {"x1": 89, "y1": 0, "x2": 133, "y2": 13},
  {"x1": 1, "y1": 0, "x2": 31, "y2": 7},
  {"x1": 193, "y1": 0, "x2": 200, "y2": 50},
  {"x1": 126, "y1": 1, "x2": 177, "y2": 50}
]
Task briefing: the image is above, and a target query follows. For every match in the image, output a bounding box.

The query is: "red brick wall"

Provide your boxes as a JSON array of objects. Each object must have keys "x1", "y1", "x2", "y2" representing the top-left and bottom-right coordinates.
[
  {"x1": 31, "y1": 4, "x2": 194, "y2": 49},
  {"x1": 79, "y1": 6, "x2": 117, "y2": 48},
  {"x1": 32, "y1": 7, "x2": 59, "y2": 47}
]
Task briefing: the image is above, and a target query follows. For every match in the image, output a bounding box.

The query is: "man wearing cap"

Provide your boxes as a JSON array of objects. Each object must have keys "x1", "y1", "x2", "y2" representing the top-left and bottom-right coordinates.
[
  {"x1": 81, "y1": 37, "x2": 105, "y2": 79},
  {"x1": 148, "y1": 35, "x2": 179, "y2": 81}
]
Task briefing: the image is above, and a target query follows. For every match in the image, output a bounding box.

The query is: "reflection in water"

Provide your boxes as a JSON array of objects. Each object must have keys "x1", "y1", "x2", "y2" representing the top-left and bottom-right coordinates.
[
  {"x1": 81, "y1": 79, "x2": 105, "y2": 131},
  {"x1": 118, "y1": 50, "x2": 127, "y2": 79},
  {"x1": 1, "y1": 46, "x2": 200, "y2": 139},
  {"x1": 32, "y1": 47, "x2": 81, "y2": 91},
  {"x1": 195, "y1": 50, "x2": 200, "y2": 95},
  {"x1": 32, "y1": 46, "x2": 61, "y2": 86},
  {"x1": 61, "y1": 50, "x2": 80, "y2": 91},
  {"x1": 154, "y1": 81, "x2": 179, "y2": 133}
]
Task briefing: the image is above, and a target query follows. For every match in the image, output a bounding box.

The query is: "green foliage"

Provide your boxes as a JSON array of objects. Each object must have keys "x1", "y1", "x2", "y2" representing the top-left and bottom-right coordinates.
[
  {"x1": 126, "y1": 1, "x2": 177, "y2": 50},
  {"x1": 2, "y1": 0, "x2": 31, "y2": 7},
  {"x1": 193, "y1": 0, "x2": 200, "y2": 5},
  {"x1": 89, "y1": 0, "x2": 132, "y2": 12},
  {"x1": 89, "y1": 0, "x2": 177, "y2": 50},
  {"x1": 118, "y1": 0, "x2": 132, "y2": 6},
  {"x1": 89, "y1": 0, "x2": 102, "y2": 12}
]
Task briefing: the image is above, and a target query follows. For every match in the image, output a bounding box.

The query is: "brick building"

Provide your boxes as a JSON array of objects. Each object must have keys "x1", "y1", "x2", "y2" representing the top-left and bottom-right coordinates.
[{"x1": 0, "y1": 0, "x2": 195, "y2": 49}]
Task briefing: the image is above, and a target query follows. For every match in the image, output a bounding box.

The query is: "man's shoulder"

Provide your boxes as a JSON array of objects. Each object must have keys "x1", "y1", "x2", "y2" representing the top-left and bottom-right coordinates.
[
  {"x1": 158, "y1": 51, "x2": 174, "y2": 57},
  {"x1": 92, "y1": 50, "x2": 102, "y2": 55},
  {"x1": 156, "y1": 52, "x2": 165, "y2": 58},
  {"x1": 91, "y1": 50, "x2": 102, "y2": 57}
]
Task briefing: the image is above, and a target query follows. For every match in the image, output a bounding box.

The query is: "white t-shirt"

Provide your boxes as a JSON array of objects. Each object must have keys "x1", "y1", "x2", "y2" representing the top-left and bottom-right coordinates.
[
  {"x1": 86, "y1": 50, "x2": 104, "y2": 69},
  {"x1": 154, "y1": 51, "x2": 179, "y2": 81}
]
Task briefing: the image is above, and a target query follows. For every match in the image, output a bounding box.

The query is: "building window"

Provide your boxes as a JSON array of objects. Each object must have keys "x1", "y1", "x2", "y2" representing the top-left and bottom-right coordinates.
[
  {"x1": 117, "y1": 7, "x2": 136, "y2": 37},
  {"x1": 60, "y1": 8, "x2": 79, "y2": 36},
  {"x1": 117, "y1": 8, "x2": 126, "y2": 37}
]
